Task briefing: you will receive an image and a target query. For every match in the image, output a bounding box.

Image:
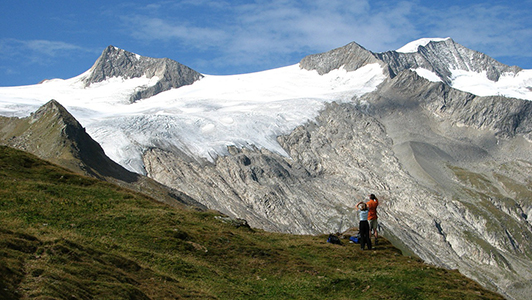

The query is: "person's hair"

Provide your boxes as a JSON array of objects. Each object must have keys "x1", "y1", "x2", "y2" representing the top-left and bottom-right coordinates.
[
  {"x1": 370, "y1": 194, "x2": 376, "y2": 200},
  {"x1": 358, "y1": 203, "x2": 368, "y2": 210}
]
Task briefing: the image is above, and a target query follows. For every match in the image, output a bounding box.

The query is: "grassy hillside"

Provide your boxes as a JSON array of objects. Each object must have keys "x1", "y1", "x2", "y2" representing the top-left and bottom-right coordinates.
[{"x1": 0, "y1": 146, "x2": 503, "y2": 299}]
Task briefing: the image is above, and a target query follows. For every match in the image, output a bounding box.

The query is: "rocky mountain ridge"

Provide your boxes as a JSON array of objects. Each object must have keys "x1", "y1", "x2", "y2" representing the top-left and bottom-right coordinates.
[
  {"x1": 301, "y1": 38, "x2": 522, "y2": 85},
  {"x1": 82, "y1": 45, "x2": 203, "y2": 102}
]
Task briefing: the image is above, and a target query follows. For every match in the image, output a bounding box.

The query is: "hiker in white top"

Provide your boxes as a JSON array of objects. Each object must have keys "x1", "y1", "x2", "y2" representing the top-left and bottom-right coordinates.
[{"x1": 356, "y1": 202, "x2": 372, "y2": 250}]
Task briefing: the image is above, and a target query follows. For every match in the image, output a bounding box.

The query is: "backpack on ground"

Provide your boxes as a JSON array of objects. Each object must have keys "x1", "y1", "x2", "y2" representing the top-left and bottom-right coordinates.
[{"x1": 327, "y1": 234, "x2": 342, "y2": 245}]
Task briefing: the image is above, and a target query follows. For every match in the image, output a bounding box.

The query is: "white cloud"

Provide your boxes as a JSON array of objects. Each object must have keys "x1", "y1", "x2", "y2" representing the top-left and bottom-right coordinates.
[
  {"x1": 119, "y1": 1, "x2": 419, "y2": 69},
  {"x1": 22, "y1": 40, "x2": 85, "y2": 57},
  {"x1": 0, "y1": 38, "x2": 96, "y2": 64},
  {"x1": 123, "y1": 15, "x2": 229, "y2": 48}
]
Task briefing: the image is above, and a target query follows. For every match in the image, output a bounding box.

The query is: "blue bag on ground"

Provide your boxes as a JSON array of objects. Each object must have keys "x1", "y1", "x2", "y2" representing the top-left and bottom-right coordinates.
[{"x1": 349, "y1": 235, "x2": 360, "y2": 244}]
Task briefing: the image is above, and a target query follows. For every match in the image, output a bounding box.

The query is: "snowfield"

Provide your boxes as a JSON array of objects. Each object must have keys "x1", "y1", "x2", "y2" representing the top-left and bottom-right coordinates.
[
  {"x1": 412, "y1": 67, "x2": 532, "y2": 100},
  {"x1": 396, "y1": 37, "x2": 451, "y2": 53}
]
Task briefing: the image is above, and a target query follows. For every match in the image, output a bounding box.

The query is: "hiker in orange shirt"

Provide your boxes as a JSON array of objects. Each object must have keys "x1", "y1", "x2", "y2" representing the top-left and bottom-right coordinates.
[{"x1": 366, "y1": 194, "x2": 379, "y2": 245}]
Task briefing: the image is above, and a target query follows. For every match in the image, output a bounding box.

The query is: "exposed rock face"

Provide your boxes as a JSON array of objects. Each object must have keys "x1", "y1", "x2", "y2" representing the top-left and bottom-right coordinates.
[
  {"x1": 82, "y1": 46, "x2": 203, "y2": 102},
  {"x1": 142, "y1": 42, "x2": 532, "y2": 299},
  {"x1": 143, "y1": 76, "x2": 532, "y2": 299},
  {"x1": 355, "y1": 72, "x2": 532, "y2": 300},
  {"x1": 0, "y1": 100, "x2": 204, "y2": 209},
  {"x1": 370, "y1": 70, "x2": 532, "y2": 137}
]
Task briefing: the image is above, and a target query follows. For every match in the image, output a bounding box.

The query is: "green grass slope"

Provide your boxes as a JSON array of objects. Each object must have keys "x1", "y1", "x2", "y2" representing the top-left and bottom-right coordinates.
[{"x1": 0, "y1": 146, "x2": 503, "y2": 299}]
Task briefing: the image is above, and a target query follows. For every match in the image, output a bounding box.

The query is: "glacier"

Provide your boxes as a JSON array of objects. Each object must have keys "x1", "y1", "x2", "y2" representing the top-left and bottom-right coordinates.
[{"x1": 0, "y1": 63, "x2": 386, "y2": 173}]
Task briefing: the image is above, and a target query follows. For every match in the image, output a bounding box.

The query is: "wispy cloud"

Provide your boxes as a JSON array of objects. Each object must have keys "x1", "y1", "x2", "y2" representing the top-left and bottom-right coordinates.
[
  {"x1": 124, "y1": 0, "x2": 413, "y2": 52},
  {"x1": 122, "y1": 15, "x2": 229, "y2": 49},
  {"x1": 0, "y1": 38, "x2": 97, "y2": 65},
  {"x1": 0, "y1": 38, "x2": 102, "y2": 84},
  {"x1": 22, "y1": 40, "x2": 86, "y2": 57}
]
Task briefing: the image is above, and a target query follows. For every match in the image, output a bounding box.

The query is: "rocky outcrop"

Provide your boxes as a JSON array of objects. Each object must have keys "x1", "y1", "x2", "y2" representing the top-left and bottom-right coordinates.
[
  {"x1": 82, "y1": 46, "x2": 203, "y2": 102},
  {"x1": 299, "y1": 41, "x2": 387, "y2": 75}
]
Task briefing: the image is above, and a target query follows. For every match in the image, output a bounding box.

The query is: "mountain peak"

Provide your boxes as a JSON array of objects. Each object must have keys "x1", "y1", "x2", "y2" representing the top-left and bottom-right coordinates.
[
  {"x1": 84, "y1": 46, "x2": 141, "y2": 83},
  {"x1": 31, "y1": 99, "x2": 82, "y2": 130},
  {"x1": 82, "y1": 45, "x2": 203, "y2": 102},
  {"x1": 11, "y1": 100, "x2": 138, "y2": 181}
]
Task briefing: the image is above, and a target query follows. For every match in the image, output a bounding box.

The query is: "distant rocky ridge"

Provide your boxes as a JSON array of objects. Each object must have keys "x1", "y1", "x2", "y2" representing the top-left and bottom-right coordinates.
[
  {"x1": 82, "y1": 45, "x2": 203, "y2": 102},
  {"x1": 299, "y1": 42, "x2": 385, "y2": 75},
  {"x1": 300, "y1": 38, "x2": 522, "y2": 84},
  {"x1": 374, "y1": 70, "x2": 532, "y2": 138}
]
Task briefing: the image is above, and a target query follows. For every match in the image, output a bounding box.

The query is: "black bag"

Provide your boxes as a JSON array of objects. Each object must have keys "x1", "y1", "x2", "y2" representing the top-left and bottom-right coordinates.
[{"x1": 327, "y1": 234, "x2": 342, "y2": 245}]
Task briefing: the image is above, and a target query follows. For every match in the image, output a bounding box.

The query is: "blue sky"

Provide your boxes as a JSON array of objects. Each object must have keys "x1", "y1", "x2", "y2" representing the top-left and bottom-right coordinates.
[{"x1": 1, "y1": 0, "x2": 531, "y2": 86}]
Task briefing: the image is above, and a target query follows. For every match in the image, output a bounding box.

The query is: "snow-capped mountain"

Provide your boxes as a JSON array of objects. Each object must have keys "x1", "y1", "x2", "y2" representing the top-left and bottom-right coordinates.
[
  {"x1": 1, "y1": 38, "x2": 532, "y2": 299},
  {"x1": 394, "y1": 37, "x2": 532, "y2": 99},
  {"x1": 301, "y1": 37, "x2": 531, "y2": 99}
]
